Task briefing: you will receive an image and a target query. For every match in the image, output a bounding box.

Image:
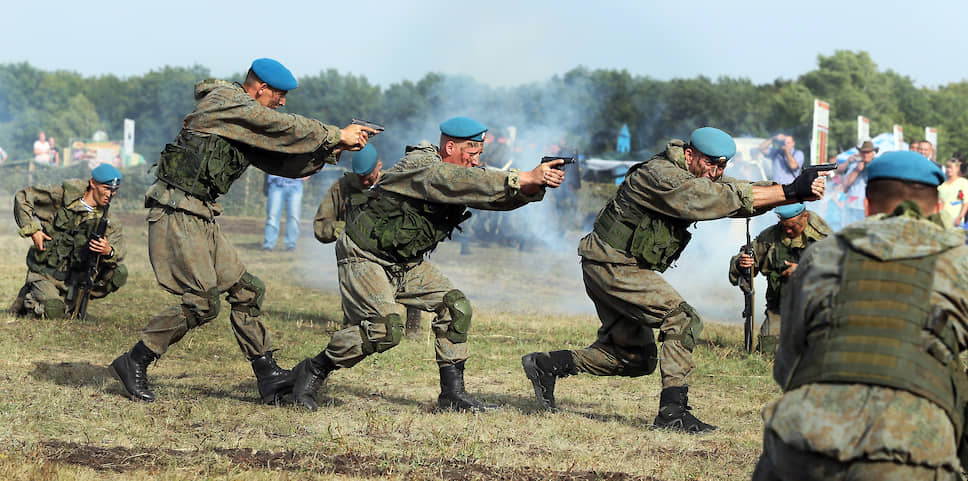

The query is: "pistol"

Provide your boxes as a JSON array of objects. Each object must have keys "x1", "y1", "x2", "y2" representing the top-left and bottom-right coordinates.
[
  {"x1": 802, "y1": 163, "x2": 837, "y2": 174},
  {"x1": 351, "y1": 119, "x2": 385, "y2": 136},
  {"x1": 540, "y1": 153, "x2": 577, "y2": 171}
]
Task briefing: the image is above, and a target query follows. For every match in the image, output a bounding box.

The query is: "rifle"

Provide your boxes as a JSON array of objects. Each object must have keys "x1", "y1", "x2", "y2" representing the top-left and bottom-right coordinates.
[
  {"x1": 739, "y1": 218, "x2": 755, "y2": 353},
  {"x1": 351, "y1": 118, "x2": 385, "y2": 136},
  {"x1": 540, "y1": 151, "x2": 577, "y2": 171},
  {"x1": 68, "y1": 190, "x2": 116, "y2": 321}
]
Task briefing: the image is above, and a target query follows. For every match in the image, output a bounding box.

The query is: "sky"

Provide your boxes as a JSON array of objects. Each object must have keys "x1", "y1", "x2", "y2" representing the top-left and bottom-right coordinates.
[{"x1": 3, "y1": 0, "x2": 966, "y2": 89}]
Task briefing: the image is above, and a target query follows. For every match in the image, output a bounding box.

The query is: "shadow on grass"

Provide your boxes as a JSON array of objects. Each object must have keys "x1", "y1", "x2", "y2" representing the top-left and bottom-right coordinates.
[{"x1": 30, "y1": 361, "x2": 113, "y2": 388}]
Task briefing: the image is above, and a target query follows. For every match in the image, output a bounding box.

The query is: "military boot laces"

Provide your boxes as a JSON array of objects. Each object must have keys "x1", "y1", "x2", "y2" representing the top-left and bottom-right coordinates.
[
  {"x1": 521, "y1": 352, "x2": 558, "y2": 411},
  {"x1": 291, "y1": 356, "x2": 334, "y2": 412},
  {"x1": 110, "y1": 341, "x2": 158, "y2": 402},
  {"x1": 251, "y1": 351, "x2": 294, "y2": 405},
  {"x1": 652, "y1": 386, "x2": 717, "y2": 433},
  {"x1": 437, "y1": 362, "x2": 498, "y2": 412}
]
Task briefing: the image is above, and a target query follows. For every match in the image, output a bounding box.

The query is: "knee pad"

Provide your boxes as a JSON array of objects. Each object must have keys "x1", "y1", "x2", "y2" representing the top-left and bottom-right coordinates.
[
  {"x1": 42, "y1": 297, "x2": 68, "y2": 319},
  {"x1": 184, "y1": 287, "x2": 221, "y2": 328},
  {"x1": 442, "y1": 289, "x2": 472, "y2": 343},
  {"x1": 657, "y1": 301, "x2": 703, "y2": 351},
  {"x1": 228, "y1": 272, "x2": 265, "y2": 317},
  {"x1": 359, "y1": 313, "x2": 404, "y2": 355},
  {"x1": 93, "y1": 265, "x2": 128, "y2": 298}
]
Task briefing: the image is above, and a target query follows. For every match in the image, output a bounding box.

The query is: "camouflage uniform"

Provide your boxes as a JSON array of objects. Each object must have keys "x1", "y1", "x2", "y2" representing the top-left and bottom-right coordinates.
[
  {"x1": 12, "y1": 179, "x2": 126, "y2": 318},
  {"x1": 753, "y1": 206, "x2": 968, "y2": 480},
  {"x1": 321, "y1": 141, "x2": 543, "y2": 368},
  {"x1": 313, "y1": 172, "x2": 365, "y2": 244},
  {"x1": 140, "y1": 79, "x2": 342, "y2": 359},
  {"x1": 728, "y1": 211, "x2": 832, "y2": 353}
]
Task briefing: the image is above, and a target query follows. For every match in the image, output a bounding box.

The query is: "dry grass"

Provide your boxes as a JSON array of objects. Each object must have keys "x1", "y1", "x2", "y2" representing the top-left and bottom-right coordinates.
[{"x1": 0, "y1": 212, "x2": 779, "y2": 480}]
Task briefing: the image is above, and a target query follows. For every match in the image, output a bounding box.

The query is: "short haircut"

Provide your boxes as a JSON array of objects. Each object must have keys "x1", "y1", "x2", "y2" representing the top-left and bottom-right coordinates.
[
  {"x1": 243, "y1": 68, "x2": 262, "y2": 87},
  {"x1": 439, "y1": 134, "x2": 482, "y2": 150},
  {"x1": 865, "y1": 178, "x2": 939, "y2": 215}
]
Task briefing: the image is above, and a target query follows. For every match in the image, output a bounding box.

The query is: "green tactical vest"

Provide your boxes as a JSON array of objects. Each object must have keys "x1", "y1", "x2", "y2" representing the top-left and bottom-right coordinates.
[
  {"x1": 26, "y1": 187, "x2": 100, "y2": 281},
  {"x1": 346, "y1": 191, "x2": 471, "y2": 262},
  {"x1": 593, "y1": 160, "x2": 692, "y2": 272},
  {"x1": 156, "y1": 129, "x2": 250, "y2": 202},
  {"x1": 786, "y1": 245, "x2": 968, "y2": 442}
]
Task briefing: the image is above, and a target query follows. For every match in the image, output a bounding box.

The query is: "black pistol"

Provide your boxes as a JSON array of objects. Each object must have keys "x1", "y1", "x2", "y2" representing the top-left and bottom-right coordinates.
[
  {"x1": 351, "y1": 118, "x2": 385, "y2": 136},
  {"x1": 540, "y1": 152, "x2": 577, "y2": 171}
]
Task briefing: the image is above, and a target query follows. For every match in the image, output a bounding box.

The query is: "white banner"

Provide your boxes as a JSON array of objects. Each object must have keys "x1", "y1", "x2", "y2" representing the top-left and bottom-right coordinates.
[
  {"x1": 810, "y1": 99, "x2": 830, "y2": 166},
  {"x1": 857, "y1": 116, "x2": 870, "y2": 143},
  {"x1": 893, "y1": 125, "x2": 904, "y2": 151},
  {"x1": 123, "y1": 119, "x2": 135, "y2": 157}
]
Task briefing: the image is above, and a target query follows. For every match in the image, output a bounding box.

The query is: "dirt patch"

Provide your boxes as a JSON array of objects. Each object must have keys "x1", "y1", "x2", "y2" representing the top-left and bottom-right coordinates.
[{"x1": 39, "y1": 440, "x2": 662, "y2": 480}]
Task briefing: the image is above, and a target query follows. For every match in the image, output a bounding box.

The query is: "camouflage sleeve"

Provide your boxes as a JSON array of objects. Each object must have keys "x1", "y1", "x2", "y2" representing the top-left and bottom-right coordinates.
[
  {"x1": 936, "y1": 246, "x2": 968, "y2": 350},
  {"x1": 727, "y1": 236, "x2": 769, "y2": 285},
  {"x1": 380, "y1": 162, "x2": 543, "y2": 211},
  {"x1": 313, "y1": 178, "x2": 346, "y2": 244},
  {"x1": 13, "y1": 184, "x2": 65, "y2": 237},
  {"x1": 102, "y1": 217, "x2": 125, "y2": 267},
  {"x1": 625, "y1": 160, "x2": 755, "y2": 221}
]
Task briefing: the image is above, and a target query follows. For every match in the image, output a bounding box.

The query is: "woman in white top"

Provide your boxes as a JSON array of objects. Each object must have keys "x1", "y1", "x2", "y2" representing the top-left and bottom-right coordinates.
[{"x1": 938, "y1": 157, "x2": 968, "y2": 227}]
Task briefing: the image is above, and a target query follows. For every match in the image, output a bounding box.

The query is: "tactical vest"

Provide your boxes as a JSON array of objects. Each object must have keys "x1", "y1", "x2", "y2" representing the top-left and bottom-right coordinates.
[
  {"x1": 346, "y1": 191, "x2": 471, "y2": 262},
  {"x1": 786, "y1": 245, "x2": 968, "y2": 442},
  {"x1": 156, "y1": 129, "x2": 249, "y2": 202},
  {"x1": 593, "y1": 161, "x2": 692, "y2": 272},
  {"x1": 763, "y1": 241, "x2": 798, "y2": 310},
  {"x1": 27, "y1": 198, "x2": 100, "y2": 281}
]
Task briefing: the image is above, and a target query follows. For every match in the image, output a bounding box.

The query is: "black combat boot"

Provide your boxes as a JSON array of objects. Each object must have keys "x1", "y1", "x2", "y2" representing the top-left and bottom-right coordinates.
[
  {"x1": 653, "y1": 386, "x2": 717, "y2": 433},
  {"x1": 437, "y1": 361, "x2": 497, "y2": 412},
  {"x1": 521, "y1": 350, "x2": 576, "y2": 411},
  {"x1": 291, "y1": 354, "x2": 336, "y2": 411},
  {"x1": 251, "y1": 351, "x2": 294, "y2": 405},
  {"x1": 110, "y1": 341, "x2": 158, "y2": 402}
]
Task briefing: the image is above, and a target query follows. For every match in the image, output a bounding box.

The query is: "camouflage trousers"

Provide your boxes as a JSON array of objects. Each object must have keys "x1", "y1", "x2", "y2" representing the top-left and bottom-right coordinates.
[
  {"x1": 321, "y1": 234, "x2": 469, "y2": 368},
  {"x1": 141, "y1": 208, "x2": 269, "y2": 359},
  {"x1": 757, "y1": 310, "x2": 781, "y2": 355},
  {"x1": 565, "y1": 259, "x2": 700, "y2": 388},
  {"x1": 752, "y1": 430, "x2": 962, "y2": 481},
  {"x1": 12, "y1": 265, "x2": 127, "y2": 319}
]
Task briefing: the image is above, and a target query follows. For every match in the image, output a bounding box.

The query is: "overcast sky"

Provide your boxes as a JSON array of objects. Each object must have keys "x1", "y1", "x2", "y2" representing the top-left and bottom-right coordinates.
[{"x1": 3, "y1": 0, "x2": 965, "y2": 89}]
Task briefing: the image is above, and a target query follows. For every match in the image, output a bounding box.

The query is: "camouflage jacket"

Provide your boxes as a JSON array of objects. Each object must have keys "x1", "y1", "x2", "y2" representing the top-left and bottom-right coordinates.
[
  {"x1": 728, "y1": 211, "x2": 832, "y2": 311},
  {"x1": 314, "y1": 171, "x2": 366, "y2": 244},
  {"x1": 765, "y1": 208, "x2": 968, "y2": 470},
  {"x1": 146, "y1": 79, "x2": 343, "y2": 219},
  {"x1": 14, "y1": 179, "x2": 125, "y2": 273},
  {"x1": 579, "y1": 139, "x2": 770, "y2": 265}
]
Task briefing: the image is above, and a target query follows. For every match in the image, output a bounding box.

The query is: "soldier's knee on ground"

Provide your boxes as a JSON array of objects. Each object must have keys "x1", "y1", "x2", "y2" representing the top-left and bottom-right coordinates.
[
  {"x1": 657, "y1": 302, "x2": 703, "y2": 351},
  {"x1": 42, "y1": 297, "x2": 68, "y2": 319},
  {"x1": 360, "y1": 313, "x2": 404, "y2": 354},
  {"x1": 184, "y1": 288, "x2": 221, "y2": 328},
  {"x1": 440, "y1": 289, "x2": 472, "y2": 343},
  {"x1": 227, "y1": 272, "x2": 265, "y2": 317}
]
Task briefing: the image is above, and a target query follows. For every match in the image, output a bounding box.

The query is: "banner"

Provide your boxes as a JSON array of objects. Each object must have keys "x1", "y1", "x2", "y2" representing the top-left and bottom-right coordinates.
[
  {"x1": 810, "y1": 99, "x2": 830, "y2": 165},
  {"x1": 857, "y1": 116, "x2": 870, "y2": 144},
  {"x1": 123, "y1": 119, "x2": 135, "y2": 157},
  {"x1": 893, "y1": 125, "x2": 904, "y2": 150},
  {"x1": 69, "y1": 139, "x2": 122, "y2": 170}
]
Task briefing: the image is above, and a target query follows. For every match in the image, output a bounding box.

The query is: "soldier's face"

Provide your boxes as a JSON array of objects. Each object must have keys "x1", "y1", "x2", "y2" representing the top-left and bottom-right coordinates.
[
  {"x1": 685, "y1": 147, "x2": 726, "y2": 181},
  {"x1": 442, "y1": 140, "x2": 483, "y2": 168},
  {"x1": 89, "y1": 180, "x2": 116, "y2": 206},
  {"x1": 359, "y1": 161, "x2": 382, "y2": 188},
  {"x1": 255, "y1": 84, "x2": 287, "y2": 109},
  {"x1": 779, "y1": 212, "x2": 807, "y2": 239}
]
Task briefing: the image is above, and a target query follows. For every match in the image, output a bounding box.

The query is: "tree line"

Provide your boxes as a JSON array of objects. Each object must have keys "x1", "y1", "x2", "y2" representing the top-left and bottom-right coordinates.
[{"x1": 1, "y1": 49, "x2": 966, "y2": 167}]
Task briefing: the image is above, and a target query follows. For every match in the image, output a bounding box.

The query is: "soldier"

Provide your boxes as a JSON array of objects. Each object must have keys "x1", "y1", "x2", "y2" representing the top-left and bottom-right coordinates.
[
  {"x1": 752, "y1": 150, "x2": 968, "y2": 479},
  {"x1": 11, "y1": 164, "x2": 126, "y2": 318},
  {"x1": 290, "y1": 116, "x2": 566, "y2": 412},
  {"x1": 313, "y1": 144, "x2": 382, "y2": 244},
  {"x1": 109, "y1": 58, "x2": 373, "y2": 404},
  {"x1": 728, "y1": 203, "x2": 832, "y2": 354},
  {"x1": 521, "y1": 127, "x2": 826, "y2": 433}
]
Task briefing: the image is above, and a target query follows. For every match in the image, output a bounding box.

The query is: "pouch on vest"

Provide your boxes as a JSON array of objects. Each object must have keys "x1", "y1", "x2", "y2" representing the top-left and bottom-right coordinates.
[{"x1": 628, "y1": 215, "x2": 692, "y2": 272}]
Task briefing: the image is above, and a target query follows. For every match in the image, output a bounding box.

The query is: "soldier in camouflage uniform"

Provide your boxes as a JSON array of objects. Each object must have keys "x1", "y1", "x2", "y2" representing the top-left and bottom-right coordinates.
[
  {"x1": 313, "y1": 144, "x2": 382, "y2": 244},
  {"x1": 290, "y1": 116, "x2": 566, "y2": 412},
  {"x1": 728, "y1": 203, "x2": 832, "y2": 354},
  {"x1": 11, "y1": 164, "x2": 126, "y2": 319},
  {"x1": 522, "y1": 127, "x2": 827, "y2": 433},
  {"x1": 110, "y1": 58, "x2": 373, "y2": 404},
  {"x1": 752, "y1": 151, "x2": 968, "y2": 480}
]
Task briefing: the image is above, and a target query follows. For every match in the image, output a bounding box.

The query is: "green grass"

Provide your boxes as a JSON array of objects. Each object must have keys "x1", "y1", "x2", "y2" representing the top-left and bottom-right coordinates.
[{"x1": 0, "y1": 214, "x2": 779, "y2": 480}]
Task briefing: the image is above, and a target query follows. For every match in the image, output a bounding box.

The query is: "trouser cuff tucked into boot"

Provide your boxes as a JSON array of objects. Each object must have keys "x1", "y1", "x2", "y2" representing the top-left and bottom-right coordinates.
[
  {"x1": 652, "y1": 385, "x2": 717, "y2": 433},
  {"x1": 437, "y1": 361, "x2": 498, "y2": 412}
]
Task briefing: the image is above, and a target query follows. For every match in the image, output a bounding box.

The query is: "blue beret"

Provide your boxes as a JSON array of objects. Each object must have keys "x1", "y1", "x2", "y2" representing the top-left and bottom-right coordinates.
[
  {"x1": 690, "y1": 127, "x2": 736, "y2": 161},
  {"x1": 440, "y1": 116, "x2": 488, "y2": 142},
  {"x1": 352, "y1": 144, "x2": 379, "y2": 175},
  {"x1": 91, "y1": 164, "x2": 122, "y2": 186},
  {"x1": 251, "y1": 58, "x2": 297, "y2": 91},
  {"x1": 775, "y1": 203, "x2": 805, "y2": 219},
  {"x1": 866, "y1": 151, "x2": 944, "y2": 187}
]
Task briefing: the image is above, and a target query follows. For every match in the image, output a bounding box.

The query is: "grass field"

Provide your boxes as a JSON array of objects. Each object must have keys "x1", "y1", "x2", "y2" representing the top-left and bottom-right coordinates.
[{"x1": 0, "y1": 213, "x2": 779, "y2": 480}]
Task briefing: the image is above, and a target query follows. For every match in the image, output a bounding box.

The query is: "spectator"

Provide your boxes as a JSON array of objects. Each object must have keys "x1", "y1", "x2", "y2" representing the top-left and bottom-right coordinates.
[
  {"x1": 48, "y1": 136, "x2": 61, "y2": 166},
  {"x1": 759, "y1": 134, "x2": 804, "y2": 184},
  {"x1": 33, "y1": 131, "x2": 52, "y2": 166},
  {"x1": 263, "y1": 174, "x2": 306, "y2": 251},
  {"x1": 909, "y1": 139, "x2": 920, "y2": 151},
  {"x1": 917, "y1": 140, "x2": 936, "y2": 162},
  {"x1": 836, "y1": 140, "x2": 878, "y2": 226},
  {"x1": 938, "y1": 157, "x2": 968, "y2": 227}
]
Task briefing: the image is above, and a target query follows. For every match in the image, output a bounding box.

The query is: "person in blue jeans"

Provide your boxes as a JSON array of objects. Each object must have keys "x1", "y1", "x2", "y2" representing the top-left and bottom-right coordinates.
[{"x1": 263, "y1": 174, "x2": 305, "y2": 251}]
